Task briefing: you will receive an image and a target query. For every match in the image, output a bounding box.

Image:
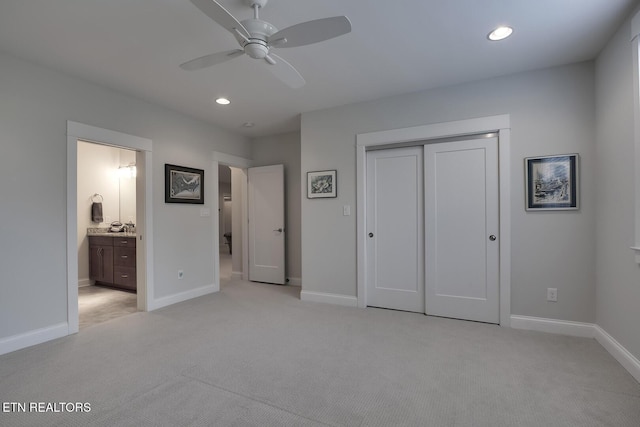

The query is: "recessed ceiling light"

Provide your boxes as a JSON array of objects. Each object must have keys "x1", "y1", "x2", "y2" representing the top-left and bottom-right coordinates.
[
  {"x1": 242, "y1": 122, "x2": 255, "y2": 128},
  {"x1": 215, "y1": 97, "x2": 230, "y2": 105},
  {"x1": 488, "y1": 26, "x2": 513, "y2": 41}
]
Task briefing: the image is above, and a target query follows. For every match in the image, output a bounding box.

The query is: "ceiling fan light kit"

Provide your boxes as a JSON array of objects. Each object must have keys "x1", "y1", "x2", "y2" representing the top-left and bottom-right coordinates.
[{"x1": 182, "y1": 0, "x2": 352, "y2": 88}]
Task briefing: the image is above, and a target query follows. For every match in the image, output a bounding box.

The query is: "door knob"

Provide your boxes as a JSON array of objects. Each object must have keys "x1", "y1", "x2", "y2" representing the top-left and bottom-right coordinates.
[
  {"x1": 368, "y1": 232, "x2": 374, "y2": 238},
  {"x1": 489, "y1": 235, "x2": 497, "y2": 241},
  {"x1": 273, "y1": 228, "x2": 283, "y2": 233}
]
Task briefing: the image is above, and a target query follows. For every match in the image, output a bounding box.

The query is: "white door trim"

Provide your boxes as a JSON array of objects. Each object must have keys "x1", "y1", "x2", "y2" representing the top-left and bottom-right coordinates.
[
  {"x1": 212, "y1": 151, "x2": 252, "y2": 290},
  {"x1": 356, "y1": 115, "x2": 512, "y2": 326},
  {"x1": 66, "y1": 121, "x2": 154, "y2": 334}
]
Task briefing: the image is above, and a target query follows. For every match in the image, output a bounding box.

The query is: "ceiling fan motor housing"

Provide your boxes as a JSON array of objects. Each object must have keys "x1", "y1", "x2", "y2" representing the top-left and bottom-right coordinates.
[
  {"x1": 245, "y1": 0, "x2": 268, "y2": 8},
  {"x1": 241, "y1": 18, "x2": 277, "y2": 59}
]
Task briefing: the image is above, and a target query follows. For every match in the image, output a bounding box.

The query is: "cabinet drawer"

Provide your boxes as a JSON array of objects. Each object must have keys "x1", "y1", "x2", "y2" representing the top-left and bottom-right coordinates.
[
  {"x1": 89, "y1": 236, "x2": 114, "y2": 246},
  {"x1": 113, "y1": 237, "x2": 136, "y2": 248},
  {"x1": 113, "y1": 236, "x2": 136, "y2": 248},
  {"x1": 113, "y1": 266, "x2": 136, "y2": 290},
  {"x1": 114, "y1": 247, "x2": 136, "y2": 268}
]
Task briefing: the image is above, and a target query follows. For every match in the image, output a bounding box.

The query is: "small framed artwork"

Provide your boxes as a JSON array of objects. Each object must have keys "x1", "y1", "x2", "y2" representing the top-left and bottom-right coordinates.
[
  {"x1": 525, "y1": 154, "x2": 579, "y2": 211},
  {"x1": 165, "y1": 164, "x2": 204, "y2": 204},
  {"x1": 307, "y1": 170, "x2": 337, "y2": 199}
]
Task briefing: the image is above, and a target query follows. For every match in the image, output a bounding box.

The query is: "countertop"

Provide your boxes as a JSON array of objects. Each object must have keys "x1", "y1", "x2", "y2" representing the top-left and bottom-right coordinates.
[{"x1": 87, "y1": 228, "x2": 136, "y2": 238}]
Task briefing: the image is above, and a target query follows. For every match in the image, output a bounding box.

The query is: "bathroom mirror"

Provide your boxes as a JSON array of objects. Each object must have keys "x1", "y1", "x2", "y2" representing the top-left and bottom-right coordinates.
[{"x1": 118, "y1": 150, "x2": 136, "y2": 225}]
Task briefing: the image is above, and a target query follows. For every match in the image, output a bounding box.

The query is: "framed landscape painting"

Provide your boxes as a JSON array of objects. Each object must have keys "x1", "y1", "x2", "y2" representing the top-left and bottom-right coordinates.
[
  {"x1": 525, "y1": 154, "x2": 578, "y2": 211},
  {"x1": 165, "y1": 164, "x2": 204, "y2": 204}
]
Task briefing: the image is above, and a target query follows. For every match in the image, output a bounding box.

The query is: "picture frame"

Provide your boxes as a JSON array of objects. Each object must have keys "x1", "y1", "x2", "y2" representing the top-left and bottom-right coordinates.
[
  {"x1": 165, "y1": 163, "x2": 204, "y2": 204},
  {"x1": 525, "y1": 154, "x2": 579, "y2": 211},
  {"x1": 307, "y1": 170, "x2": 337, "y2": 199}
]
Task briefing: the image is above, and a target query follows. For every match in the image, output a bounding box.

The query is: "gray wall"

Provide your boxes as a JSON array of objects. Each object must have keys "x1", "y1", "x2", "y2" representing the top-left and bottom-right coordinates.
[
  {"x1": 301, "y1": 62, "x2": 597, "y2": 323},
  {"x1": 0, "y1": 51, "x2": 250, "y2": 340},
  {"x1": 251, "y1": 132, "x2": 302, "y2": 282},
  {"x1": 595, "y1": 8, "x2": 640, "y2": 359}
]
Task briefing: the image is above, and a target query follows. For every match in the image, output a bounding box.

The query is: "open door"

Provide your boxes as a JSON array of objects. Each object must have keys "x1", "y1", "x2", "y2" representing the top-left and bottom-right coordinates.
[{"x1": 248, "y1": 165, "x2": 285, "y2": 284}]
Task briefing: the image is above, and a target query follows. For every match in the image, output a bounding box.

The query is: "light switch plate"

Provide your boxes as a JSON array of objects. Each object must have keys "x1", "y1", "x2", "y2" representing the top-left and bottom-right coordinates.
[
  {"x1": 200, "y1": 208, "x2": 211, "y2": 217},
  {"x1": 343, "y1": 205, "x2": 351, "y2": 216}
]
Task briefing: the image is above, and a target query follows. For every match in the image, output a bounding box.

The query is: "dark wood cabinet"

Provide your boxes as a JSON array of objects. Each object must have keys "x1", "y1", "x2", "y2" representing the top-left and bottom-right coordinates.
[
  {"x1": 89, "y1": 242, "x2": 113, "y2": 284},
  {"x1": 89, "y1": 235, "x2": 136, "y2": 292}
]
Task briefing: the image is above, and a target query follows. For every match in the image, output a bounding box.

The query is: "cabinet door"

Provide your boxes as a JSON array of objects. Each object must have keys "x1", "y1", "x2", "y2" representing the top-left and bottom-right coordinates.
[{"x1": 89, "y1": 245, "x2": 114, "y2": 283}]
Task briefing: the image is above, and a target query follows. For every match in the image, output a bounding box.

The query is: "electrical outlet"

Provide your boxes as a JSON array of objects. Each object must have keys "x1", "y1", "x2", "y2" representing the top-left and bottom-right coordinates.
[
  {"x1": 178, "y1": 270, "x2": 184, "y2": 279},
  {"x1": 547, "y1": 288, "x2": 557, "y2": 302}
]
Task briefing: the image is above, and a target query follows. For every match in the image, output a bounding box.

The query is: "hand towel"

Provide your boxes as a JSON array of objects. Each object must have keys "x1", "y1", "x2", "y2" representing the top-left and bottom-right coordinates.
[{"x1": 91, "y1": 202, "x2": 103, "y2": 223}]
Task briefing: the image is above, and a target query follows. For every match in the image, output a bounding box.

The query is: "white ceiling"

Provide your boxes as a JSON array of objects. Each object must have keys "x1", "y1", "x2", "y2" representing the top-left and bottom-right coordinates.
[{"x1": 0, "y1": 0, "x2": 636, "y2": 138}]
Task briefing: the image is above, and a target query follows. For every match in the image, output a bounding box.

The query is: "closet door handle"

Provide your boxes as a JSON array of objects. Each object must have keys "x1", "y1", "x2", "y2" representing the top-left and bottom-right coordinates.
[{"x1": 121, "y1": 255, "x2": 128, "y2": 259}]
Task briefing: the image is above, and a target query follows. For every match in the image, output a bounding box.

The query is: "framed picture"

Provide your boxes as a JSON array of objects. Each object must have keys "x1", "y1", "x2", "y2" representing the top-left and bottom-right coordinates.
[
  {"x1": 165, "y1": 164, "x2": 204, "y2": 204},
  {"x1": 307, "y1": 170, "x2": 337, "y2": 199},
  {"x1": 525, "y1": 154, "x2": 578, "y2": 211}
]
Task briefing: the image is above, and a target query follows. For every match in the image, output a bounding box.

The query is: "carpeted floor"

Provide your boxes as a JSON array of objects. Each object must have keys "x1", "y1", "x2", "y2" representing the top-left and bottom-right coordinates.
[
  {"x1": 78, "y1": 252, "x2": 233, "y2": 330},
  {"x1": 1, "y1": 274, "x2": 639, "y2": 426}
]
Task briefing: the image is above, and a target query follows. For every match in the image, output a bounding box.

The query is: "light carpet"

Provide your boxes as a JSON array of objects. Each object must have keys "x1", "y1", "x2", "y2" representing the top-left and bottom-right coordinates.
[{"x1": 0, "y1": 278, "x2": 639, "y2": 426}]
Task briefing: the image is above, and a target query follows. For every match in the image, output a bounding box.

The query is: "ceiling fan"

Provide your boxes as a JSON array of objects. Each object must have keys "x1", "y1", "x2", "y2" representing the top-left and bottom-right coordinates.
[{"x1": 181, "y1": 0, "x2": 352, "y2": 88}]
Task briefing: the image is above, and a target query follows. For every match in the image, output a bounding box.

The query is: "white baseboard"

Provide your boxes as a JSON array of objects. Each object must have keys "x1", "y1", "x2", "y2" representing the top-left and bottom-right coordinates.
[
  {"x1": 0, "y1": 322, "x2": 69, "y2": 356},
  {"x1": 78, "y1": 278, "x2": 91, "y2": 287},
  {"x1": 231, "y1": 271, "x2": 243, "y2": 280},
  {"x1": 149, "y1": 284, "x2": 215, "y2": 311},
  {"x1": 594, "y1": 325, "x2": 640, "y2": 383},
  {"x1": 287, "y1": 277, "x2": 302, "y2": 287},
  {"x1": 300, "y1": 290, "x2": 358, "y2": 307},
  {"x1": 510, "y1": 315, "x2": 595, "y2": 338},
  {"x1": 510, "y1": 315, "x2": 640, "y2": 384}
]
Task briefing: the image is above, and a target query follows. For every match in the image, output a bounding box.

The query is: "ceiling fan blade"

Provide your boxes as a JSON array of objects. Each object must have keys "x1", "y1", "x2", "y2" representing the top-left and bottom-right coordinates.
[
  {"x1": 180, "y1": 49, "x2": 244, "y2": 71},
  {"x1": 268, "y1": 16, "x2": 351, "y2": 48},
  {"x1": 264, "y1": 54, "x2": 305, "y2": 89},
  {"x1": 190, "y1": 0, "x2": 250, "y2": 40}
]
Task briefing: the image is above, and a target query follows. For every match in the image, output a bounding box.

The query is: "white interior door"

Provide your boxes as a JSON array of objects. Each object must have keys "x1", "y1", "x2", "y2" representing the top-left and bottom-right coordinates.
[
  {"x1": 248, "y1": 165, "x2": 285, "y2": 284},
  {"x1": 424, "y1": 137, "x2": 499, "y2": 323},
  {"x1": 366, "y1": 147, "x2": 424, "y2": 312}
]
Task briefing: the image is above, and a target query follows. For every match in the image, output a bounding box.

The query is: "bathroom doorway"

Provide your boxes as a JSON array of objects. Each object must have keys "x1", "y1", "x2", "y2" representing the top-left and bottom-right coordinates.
[
  {"x1": 67, "y1": 120, "x2": 154, "y2": 335},
  {"x1": 77, "y1": 141, "x2": 139, "y2": 329}
]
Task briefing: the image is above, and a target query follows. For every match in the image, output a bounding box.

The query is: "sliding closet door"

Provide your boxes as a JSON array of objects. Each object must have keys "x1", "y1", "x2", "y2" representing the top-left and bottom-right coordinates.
[
  {"x1": 366, "y1": 146, "x2": 424, "y2": 313},
  {"x1": 424, "y1": 137, "x2": 499, "y2": 323}
]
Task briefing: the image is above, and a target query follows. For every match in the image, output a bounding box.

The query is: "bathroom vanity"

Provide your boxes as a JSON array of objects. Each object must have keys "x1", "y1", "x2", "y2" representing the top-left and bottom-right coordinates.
[{"x1": 89, "y1": 233, "x2": 136, "y2": 292}]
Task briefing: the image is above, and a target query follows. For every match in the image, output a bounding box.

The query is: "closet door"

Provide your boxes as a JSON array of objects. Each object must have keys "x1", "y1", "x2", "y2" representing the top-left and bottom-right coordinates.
[
  {"x1": 424, "y1": 137, "x2": 499, "y2": 323},
  {"x1": 366, "y1": 146, "x2": 424, "y2": 312}
]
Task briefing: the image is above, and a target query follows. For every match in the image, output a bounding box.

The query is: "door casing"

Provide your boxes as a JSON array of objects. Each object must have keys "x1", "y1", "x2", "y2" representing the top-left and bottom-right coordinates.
[{"x1": 67, "y1": 121, "x2": 153, "y2": 334}]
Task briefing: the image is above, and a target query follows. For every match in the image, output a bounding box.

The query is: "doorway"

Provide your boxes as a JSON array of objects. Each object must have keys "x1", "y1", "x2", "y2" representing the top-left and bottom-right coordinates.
[
  {"x1": 218, "y1": 164, "x2": 233, "y2": 283},
  {"x1": 77, "y1": 141, "x2": 139, "y2": 329},
  {"x1": 356, "y1": 115, "x2": 512, "y2": 326},
  {"x1": 66, "y1": 121, "x2": 153, "y2": 334},
  {"x1": 212, "y1": 151, "x2": 251, "y2": 291}
]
